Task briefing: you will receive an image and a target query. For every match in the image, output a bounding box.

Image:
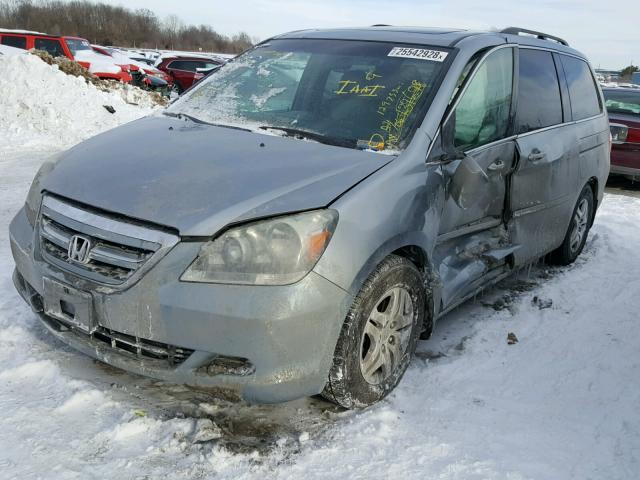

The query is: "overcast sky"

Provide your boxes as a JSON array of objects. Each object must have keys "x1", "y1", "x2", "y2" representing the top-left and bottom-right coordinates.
[{"x1": 103, "y1": 0, "x2": 635, "y2": 69}]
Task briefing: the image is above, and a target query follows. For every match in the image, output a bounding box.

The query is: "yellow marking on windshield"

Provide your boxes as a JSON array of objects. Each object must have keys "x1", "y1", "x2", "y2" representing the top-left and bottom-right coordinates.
[
  {"x1": 366, "y1": 134, "x2": 386, "y2": 150},
  {"x1": 334, "y1": 80, "x2": 386, "y2": 97},
  {"x1": 365, "y1": 70, "x2": 382, "y2": 81},
  {"x1": 374, "y1": 79, "x2": 427, "y2": 149}
]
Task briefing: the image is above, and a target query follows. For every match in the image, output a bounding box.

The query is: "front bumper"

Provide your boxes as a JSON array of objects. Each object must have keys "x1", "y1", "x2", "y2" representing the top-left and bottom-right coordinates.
[{"x1": 10, "y1": 206, "x2": 351, "y2": 403}]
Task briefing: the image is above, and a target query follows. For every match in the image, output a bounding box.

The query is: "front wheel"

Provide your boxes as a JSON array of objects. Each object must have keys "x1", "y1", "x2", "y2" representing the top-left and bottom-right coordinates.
[
  {"x1": 548, "y1": 184, "x2": 594, "y2": 265},
  {"x1": 322, "y1": 255, "x2": 425, "y2": 408}
]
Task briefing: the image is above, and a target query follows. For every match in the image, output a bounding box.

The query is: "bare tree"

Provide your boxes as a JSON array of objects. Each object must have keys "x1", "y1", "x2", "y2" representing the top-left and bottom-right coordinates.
[{"x1": 0, "y1": 0, "x2": 254, "y2": 52}]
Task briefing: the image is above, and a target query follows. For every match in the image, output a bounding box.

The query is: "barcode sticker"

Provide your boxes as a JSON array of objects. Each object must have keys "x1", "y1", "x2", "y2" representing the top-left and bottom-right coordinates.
[{"x1": 388, "y1": 47, "x2": 448, "y2": 62}]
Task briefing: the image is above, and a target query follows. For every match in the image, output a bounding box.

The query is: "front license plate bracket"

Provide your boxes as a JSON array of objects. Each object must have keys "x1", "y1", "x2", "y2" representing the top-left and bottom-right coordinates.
[{"x1": 43, "y1": 277, "x2": 95, "y2": 334}]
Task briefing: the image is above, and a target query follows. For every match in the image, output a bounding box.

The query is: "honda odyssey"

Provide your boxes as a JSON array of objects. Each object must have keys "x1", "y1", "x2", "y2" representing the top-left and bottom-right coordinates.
[{"x1": 10, "y1": 26, "x2": 609, "y2": 408}]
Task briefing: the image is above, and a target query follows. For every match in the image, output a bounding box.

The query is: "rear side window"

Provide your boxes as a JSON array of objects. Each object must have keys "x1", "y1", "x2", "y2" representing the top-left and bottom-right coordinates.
[
  {"x1": 197, "y1": 61, "x2": 219, "y2": 70},
  {"x1": 34, "y1": 38, "x2": 65, "y2": 57},
  {"x1": 516, "y1": 49, "x2": 563, "y2": 133},
  {"x1": 560, "y1": 55, "x2": 602, "y2": 120},
  {"x1": 168, "y1": 60, "x2": 198, "y2": 72},
  {"x1": 603, "y1": 89, "x2": 640, "y2": 117},
  {"x1": 1, "y1": 35, "x2": 27, "y2": 49}
]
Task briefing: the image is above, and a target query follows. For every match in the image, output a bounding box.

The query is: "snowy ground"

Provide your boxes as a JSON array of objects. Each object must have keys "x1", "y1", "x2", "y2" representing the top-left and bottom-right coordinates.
[{"x1": 1, "y1": 54, "x2": 639, "y2": 480}]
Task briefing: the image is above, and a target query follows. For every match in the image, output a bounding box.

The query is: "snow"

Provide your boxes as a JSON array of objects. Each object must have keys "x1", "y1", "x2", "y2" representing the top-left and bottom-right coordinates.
[
  {"x1": 0, "y1": 44, "x2": 27, "y2": 57},
  {"x1": 0, "y1": 53, "x2": 156, "y2": 148},
  {"x1": 1, "y1": 48, "x2": 639, "y2": 479},
  {"x1": 73, "y1": 49, "x2": 122, "y2": 75}
]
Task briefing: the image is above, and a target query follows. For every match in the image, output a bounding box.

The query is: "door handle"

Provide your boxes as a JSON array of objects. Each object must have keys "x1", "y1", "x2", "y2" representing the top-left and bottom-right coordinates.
[
  {"x1": 487, "y1": 159, "x2": 505, "y2": 171},
  {"x1": 528, "y1": 149, "x2": 546, "y2": 162}
]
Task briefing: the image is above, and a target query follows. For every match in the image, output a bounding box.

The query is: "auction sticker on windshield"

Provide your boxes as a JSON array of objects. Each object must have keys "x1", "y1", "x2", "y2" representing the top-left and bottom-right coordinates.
[{"x1": 388, "y1": 47, "x2": 448, "y2": 62}]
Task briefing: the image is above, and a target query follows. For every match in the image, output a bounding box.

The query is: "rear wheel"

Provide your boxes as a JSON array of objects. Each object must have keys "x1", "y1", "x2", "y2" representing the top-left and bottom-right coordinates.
[
  {"x1": 322, "y1": 255, "x2": 425, "y2": 408},
  {"x1": 548, "y1": 185, "x2": 594, "y2": 265}
]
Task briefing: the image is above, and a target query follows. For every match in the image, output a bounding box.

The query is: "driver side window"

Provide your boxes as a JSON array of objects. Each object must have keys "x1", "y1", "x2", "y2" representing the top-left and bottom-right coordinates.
[{"x1": 448, "y1": 48, "x2": 514, "y2": 151}]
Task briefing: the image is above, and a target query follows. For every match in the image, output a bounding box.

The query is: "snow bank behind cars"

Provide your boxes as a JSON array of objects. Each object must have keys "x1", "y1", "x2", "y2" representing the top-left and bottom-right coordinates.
[{"x1": 0, "y1": 53, "x2": 160, "y2": 149}]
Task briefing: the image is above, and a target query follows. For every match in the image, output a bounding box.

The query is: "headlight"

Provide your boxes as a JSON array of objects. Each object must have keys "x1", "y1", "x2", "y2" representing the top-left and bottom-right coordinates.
[{"x1": 181, "y1": 209, "x2": 338, "y2": 285}]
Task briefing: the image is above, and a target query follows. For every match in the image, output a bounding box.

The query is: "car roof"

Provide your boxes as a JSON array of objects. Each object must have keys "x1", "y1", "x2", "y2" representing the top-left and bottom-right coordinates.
[
  {"x1": 274, "y1": 26, "x2": 586, "y2": 59},
  {"x1": 0, "y1": 28, "x2": 66, "y2": 40},
  {"x1": 0, "y1": 27, "x2": 48, "y2": 35}
]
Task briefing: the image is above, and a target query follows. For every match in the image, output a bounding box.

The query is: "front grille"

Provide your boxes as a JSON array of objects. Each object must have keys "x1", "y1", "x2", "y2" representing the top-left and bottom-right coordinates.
[
  {"x1": 40, "y1": 216, "x2": 154, "y2": 282},
  {"x1": 93, "y1": 327, "x2": 194, "y2": 366},
  {"x1": 38, "y1": 196, "x2": 178, "y2": 286}
]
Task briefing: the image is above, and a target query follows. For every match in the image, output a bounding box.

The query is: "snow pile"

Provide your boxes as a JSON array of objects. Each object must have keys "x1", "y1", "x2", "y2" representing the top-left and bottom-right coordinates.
[{"x1": 0, "y1": 53, "x2": 160, "y2": 148}]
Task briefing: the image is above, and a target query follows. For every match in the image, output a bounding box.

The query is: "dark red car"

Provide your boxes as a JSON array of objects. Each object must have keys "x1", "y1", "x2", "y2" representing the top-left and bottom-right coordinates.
[
  {"x1": 155, "y1": 55, "x2": 223, "y2": 93},
  {"x1": 604, "y1": 87, "x2": 640, "y2": 180}
]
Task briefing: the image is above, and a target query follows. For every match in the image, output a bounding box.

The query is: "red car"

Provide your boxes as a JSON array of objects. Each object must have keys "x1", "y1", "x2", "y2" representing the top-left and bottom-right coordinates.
[
  {"x1": 604, "y1": 88, "x2": 640, "y2": 180},
  {"x1": 155, "y1": 55, "x2": 223, "y2": 93},
  {"x1": 0, "y1": 29, "x2": 131, "y2": 82}
]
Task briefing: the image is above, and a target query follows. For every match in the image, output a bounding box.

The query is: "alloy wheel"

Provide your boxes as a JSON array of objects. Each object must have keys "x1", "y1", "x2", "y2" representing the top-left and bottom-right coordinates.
[
  {"x1": 570, "y1": 198, "x2": 589, "y2": 254},
  {"x1": 359, "y1": 286, "x2": 414, "y2": 385}
]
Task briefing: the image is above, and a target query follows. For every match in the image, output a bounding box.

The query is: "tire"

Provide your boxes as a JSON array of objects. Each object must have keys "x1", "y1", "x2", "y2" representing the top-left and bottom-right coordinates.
[
  {"x1": 547, "y1": 184, "x2": 594, "y2": 265},
  {"x1": 322, "y1": 255, "x2": 425, "y2": 408}
]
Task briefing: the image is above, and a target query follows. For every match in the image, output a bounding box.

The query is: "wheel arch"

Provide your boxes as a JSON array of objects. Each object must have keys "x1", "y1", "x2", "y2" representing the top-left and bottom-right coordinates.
[
  {"x1": 344, "y1": 237, "x2": 440, "y2": 339},
  {"x1": 391, "y1": 245, "x2": 437, "y2": 338}
]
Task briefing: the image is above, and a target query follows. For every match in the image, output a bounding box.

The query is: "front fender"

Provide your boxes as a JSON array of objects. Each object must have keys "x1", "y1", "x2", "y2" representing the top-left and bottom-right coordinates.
[{"x1": 313, "y1": 148, "x2": 445, "y2": 313}]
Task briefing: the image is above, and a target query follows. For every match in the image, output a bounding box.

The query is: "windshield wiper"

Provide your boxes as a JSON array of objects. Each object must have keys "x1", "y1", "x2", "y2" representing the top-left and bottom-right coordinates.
[
  {"x1": 163, "y1": 111, "x2": 209, "y2": 124},
  {"x1": 259, "y1": 126, "x2": 355, "y2": 148},
  {"x1": 163, "y1": 112, "x2": 251, "y2": 132}
]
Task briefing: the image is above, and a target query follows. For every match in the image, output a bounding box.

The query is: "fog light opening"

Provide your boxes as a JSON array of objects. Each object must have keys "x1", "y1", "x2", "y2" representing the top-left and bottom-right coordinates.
[{"x1": 201, "y1": 355, "x2": 255, "y2": 377}]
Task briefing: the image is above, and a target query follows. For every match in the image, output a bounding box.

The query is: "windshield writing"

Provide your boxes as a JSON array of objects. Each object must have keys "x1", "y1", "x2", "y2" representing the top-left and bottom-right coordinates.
[{"x1": 166, "y1": 39, "x2": 448, "y2": 152}]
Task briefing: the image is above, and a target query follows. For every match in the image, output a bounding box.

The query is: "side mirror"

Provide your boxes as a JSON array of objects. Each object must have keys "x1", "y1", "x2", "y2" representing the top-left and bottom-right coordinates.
[{"x1": 449, "y1": 153, "x2": 488, "y2": 209}]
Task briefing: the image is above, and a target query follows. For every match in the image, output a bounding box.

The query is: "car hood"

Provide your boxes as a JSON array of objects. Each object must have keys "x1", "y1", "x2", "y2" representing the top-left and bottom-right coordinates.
[{"x1": 42, "y1": 116, "x2": 393, "y2": 236}]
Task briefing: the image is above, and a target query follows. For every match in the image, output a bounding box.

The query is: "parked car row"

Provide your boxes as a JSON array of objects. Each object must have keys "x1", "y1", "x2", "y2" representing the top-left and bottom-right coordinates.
[
  {"x1": 90, "y1": 44, "x2": 173, "y2": 95},
  {"x1": 0, "y1": 28, "x2": 227, "y2": 95},
  {"x1": 0, "y1": 29, "x2": 131, "y2": 81}
]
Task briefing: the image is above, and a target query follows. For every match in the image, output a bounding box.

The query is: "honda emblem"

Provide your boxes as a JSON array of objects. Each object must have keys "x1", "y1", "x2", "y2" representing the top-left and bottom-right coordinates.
[{"x1": 68, "y1": 235, "x2": 92, "y2": 264}]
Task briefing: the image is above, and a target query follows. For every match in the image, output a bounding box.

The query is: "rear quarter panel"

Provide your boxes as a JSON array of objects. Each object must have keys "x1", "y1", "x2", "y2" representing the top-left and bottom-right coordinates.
[{"x1": 575, "y1": 114, "x2": 610, "y2": 206}]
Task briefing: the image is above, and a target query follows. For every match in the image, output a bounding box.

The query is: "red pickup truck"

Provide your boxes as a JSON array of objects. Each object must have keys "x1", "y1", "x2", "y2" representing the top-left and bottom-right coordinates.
[{"x1": 0, "y1": 29, "x2": 131, "y2": 82}]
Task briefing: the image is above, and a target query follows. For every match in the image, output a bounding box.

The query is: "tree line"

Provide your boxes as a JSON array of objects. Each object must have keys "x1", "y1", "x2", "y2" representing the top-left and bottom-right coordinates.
[{"x1": 0, "y1": 0, "x2": 254, "y2": 53}]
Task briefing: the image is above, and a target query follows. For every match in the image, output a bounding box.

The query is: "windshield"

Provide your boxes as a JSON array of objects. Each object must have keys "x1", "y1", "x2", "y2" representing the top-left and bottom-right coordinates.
[
  {"x1": 604, "y1": 89, "x2": 640, "y2": 116},
  {"x1": 166, "y1": 39, "x2": 450, "y2": 151},
  {"x1": 64, "y1": 38, "x2": 91, "y2": 55}
]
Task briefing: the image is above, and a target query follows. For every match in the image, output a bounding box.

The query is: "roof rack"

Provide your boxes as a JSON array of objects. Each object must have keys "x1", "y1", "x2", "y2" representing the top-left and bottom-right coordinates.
[
  {"x1": 371, "y1": 24, "x2": 391, "y2": 27},
  {"x1": 500, "y1": 27, "x2": 569, "y2": 46}
]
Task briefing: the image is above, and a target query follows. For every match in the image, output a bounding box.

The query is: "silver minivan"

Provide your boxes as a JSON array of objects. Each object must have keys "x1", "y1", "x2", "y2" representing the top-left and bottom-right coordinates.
[{"x1": 10, "y1": 26, "x2": 609, "y2": 408}]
